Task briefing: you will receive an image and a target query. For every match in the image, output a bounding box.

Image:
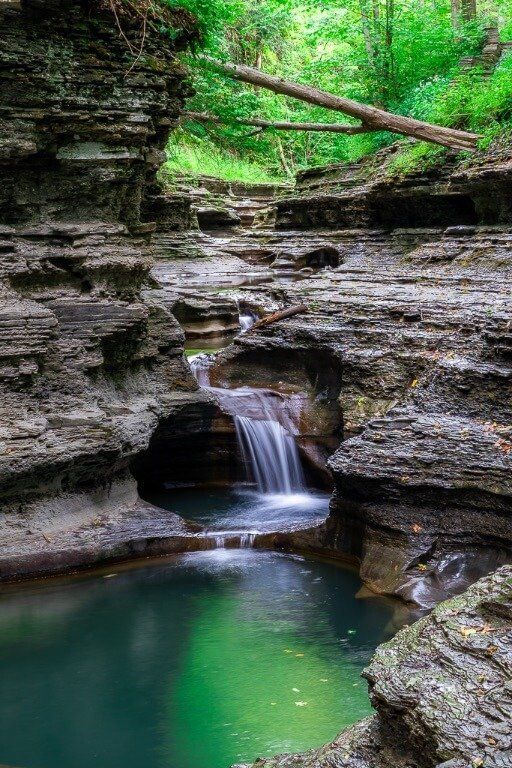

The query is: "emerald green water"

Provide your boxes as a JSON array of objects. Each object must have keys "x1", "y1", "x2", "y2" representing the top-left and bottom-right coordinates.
[{"x1": 0, "y1": 550, "x2": 399, "y2": 768}]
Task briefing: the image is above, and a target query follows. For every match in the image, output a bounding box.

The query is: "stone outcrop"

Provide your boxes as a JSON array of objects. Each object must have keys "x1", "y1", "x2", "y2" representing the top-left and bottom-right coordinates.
[
  {"x1": 0, "y1": 0, "x2": 214, "y2": 577},
  {"x1": 235, "y1": 565, "x2": 512, "y2": 768},
  {"x1": 265, "y1": 150, "x2": 512, "y2": 607},
  {"x1": 272, "y1": 152, "x2": 511, "y2": 606}
]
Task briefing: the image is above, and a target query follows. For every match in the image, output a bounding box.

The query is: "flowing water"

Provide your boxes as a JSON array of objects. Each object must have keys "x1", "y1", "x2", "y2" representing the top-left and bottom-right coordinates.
[
  {"x1": 239, "y1": 310, "x2": 258, "y2": 332},
  {"x1": 235, "y1": 416, "x2": 305, "y2": 494},
  {"x1": 144, "y1": 484, "x2": 329, "y2": 540},
  {"x1": 189, "y1": 353, "x2": 309, "y2": 497},
  {"x1": 0, "y1": 325, "x2": 405, "y2": 768},
  {"x1": 0, "y1": 550, "x2": 402, "y2": 768},
  {"x1": 0, "y1": 308, "x2": 406, "y2": 768}
]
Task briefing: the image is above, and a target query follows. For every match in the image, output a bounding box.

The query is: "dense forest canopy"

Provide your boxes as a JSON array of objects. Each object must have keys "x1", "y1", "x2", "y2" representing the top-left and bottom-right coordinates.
[{"x1": 156, "y1": 0, "x2": 512, "y2": 180}]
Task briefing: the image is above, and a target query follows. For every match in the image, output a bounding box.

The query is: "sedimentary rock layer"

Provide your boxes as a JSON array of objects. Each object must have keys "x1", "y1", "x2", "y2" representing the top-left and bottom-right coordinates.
[
  {"x1": 0, "y1": 0, "x2": 211, "y2": 577},
  {"x1": 157, "y1": 151, "x2": 512, "y2": 606}
]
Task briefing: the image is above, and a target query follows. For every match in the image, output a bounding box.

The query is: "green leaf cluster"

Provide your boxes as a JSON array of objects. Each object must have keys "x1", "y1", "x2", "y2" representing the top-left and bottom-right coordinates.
[{"x1": 157, "y1": 0, "x2": 512, "y2": 180}]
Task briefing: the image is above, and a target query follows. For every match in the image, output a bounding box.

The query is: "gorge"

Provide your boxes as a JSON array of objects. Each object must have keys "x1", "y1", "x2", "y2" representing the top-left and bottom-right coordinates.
[{"x1": 0, "y1": 2, "x2": 510, "y2": 768}]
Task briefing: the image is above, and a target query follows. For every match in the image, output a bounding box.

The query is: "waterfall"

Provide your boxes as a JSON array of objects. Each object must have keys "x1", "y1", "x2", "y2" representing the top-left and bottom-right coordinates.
[
  {"x1": 209, "y1": 531, "x2": 256, "y2": 549},
  {"x1": 235, "y1": 415, "x2": 305, "y2": 495},
  {"x1": 239, "y1": 311, "x2": 257, "y2": 333},
  {"x1": 189, "y1": 354, "x2": 211, "y2": 386},
  {"x1": 190, "y1": 351, "x2": 306, "y2": 497},
  {"x1": 239, "y1": 532, "x2": 256, "y2": 548}
]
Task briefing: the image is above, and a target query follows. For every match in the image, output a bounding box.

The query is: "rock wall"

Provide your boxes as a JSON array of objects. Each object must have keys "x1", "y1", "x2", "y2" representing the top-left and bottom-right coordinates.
[
  {"x1": 187, "y1": 148, "x2": 512, "y2": 607},
  {"x1": 237, "y1": 565, "x2": 512, "y2": 768},
  {"x1": 0, "y1": 0, "x2": 212, "y2": 577},
  {"x1": 288, "y1": 153, "x2": 512, "y2": 608}
]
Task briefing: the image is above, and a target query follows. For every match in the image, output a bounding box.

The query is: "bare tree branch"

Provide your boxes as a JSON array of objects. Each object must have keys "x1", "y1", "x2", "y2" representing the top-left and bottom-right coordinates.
[
  {"x1": 183, "y1": 110, "x2": 373, "y2": 135},
  {"x1": 198, "y1": 56, "x2": 480, "y2": 151}
]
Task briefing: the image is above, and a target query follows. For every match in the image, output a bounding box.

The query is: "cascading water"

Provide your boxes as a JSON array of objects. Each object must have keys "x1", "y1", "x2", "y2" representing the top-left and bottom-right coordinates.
[
  {"x1": 187, "y1": 348, "x2": 327, "y2": 550},
  {"x1": 235, "y1": 415, "x2": 305, "y2": 494},
  {"x1": 190, "y1": 358, "x2": 306, "y2": 496},
  {"x1": 239, "y1": 310, "x2": 257, "y2": 333},
  {"x1": 189, "y1": 353, "x2": 211, "y2": 387}
]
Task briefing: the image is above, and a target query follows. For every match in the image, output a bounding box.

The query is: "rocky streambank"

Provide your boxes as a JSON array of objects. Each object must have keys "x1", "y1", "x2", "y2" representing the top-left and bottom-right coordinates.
[
  {"x1": 151, "y1": 148, "x2": 512, "y2": 609},
  {"x1": 1, "y1": 5, "x2": 511, "y2": 768}
]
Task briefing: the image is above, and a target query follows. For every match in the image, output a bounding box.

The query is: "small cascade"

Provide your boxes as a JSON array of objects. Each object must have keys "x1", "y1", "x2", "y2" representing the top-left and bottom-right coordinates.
[
  {"x1": 239, "y1": 532, "x2": 257, "y2": 548},
  {"x1": 190, "y1": 353, "x2": 306, "y2": 496},
  {"x1": 235, "y1": 415, "x2": 305, "y2": 494},
  {"x1": 238, "y1": 309, "x2": 258, "y2": 333},
  {"x1": 190, "y1": 344, "x2": 311, "y2": 550},
  {"x1": 189, "y1": 353, "x2": 211, "y2": 386}
]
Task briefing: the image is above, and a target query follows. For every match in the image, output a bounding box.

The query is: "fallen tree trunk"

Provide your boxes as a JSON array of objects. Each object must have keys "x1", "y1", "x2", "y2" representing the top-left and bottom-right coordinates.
[
  {"x1": 200, "y1": 56, "x2": 479, "y2": 151},
  {"x1": 252, "y1": 304, "x2": 308, "y2": 330},
  {"x1": 183, "y1": 111, "x2": 372, "y2": 135}
]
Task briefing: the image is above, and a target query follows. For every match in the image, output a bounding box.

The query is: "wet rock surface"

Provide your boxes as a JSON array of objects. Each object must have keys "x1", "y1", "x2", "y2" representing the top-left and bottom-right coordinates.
[
  {"x1": 235, "y1": 566, "x2": 512, "y2": 768},
  {"x1": 0, "y1": 476, "x2": 211, "y2": 581},
  {"x1": 0, "y1": 0, "x2": 214, "y2": 577},
  {"x1": 153, "y1": 150, "x2": 512, "y2": 606}
]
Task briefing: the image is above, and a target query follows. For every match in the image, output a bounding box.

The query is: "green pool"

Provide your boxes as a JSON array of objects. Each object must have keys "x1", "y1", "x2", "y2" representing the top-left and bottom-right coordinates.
[{"x1": 0, "y1": 550, "x2": 400, "y2": 768}]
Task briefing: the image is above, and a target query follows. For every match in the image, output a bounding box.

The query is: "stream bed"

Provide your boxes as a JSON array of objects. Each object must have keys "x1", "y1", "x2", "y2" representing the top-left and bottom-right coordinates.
[{"x1": 0, "y1": 548, "x2": 401, "y2": 768}]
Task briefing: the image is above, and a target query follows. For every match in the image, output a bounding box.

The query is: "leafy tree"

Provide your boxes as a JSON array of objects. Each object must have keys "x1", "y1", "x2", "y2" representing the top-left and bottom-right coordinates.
[{"x1": 153, "y1": 0, "x2": 512, "y2": 179}]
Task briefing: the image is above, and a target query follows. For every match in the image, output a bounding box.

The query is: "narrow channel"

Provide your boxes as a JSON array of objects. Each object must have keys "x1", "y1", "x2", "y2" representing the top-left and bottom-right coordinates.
[{"x1": 0, "y1": 312, "x2": 405, "y2": 768}]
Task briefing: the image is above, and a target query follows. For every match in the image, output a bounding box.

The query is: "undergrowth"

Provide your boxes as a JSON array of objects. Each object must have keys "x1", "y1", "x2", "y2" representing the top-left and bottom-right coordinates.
[{"x1": 163, "y1": 131, "x2": 282, "y2": 184}]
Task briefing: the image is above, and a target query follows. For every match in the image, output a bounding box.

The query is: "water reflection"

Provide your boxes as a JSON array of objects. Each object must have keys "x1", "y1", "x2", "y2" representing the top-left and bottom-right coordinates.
[{"x1": 0, "y1": 551, "x2": 403, "y2": 768}]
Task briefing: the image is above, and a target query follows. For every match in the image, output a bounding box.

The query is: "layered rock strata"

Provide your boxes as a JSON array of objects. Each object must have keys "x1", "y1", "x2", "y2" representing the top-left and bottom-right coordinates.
[
  {"x1": 236, "y1": 565, "x2": 512, "y2": 768},
  {"x1": 0, "y1": 0, "x2": 213, "y2": 578},
  {"x1": 153, "y1": 150, "x2": 512, "y2": 606},
  {"x1": 268, "y1": 151, "x2": 512, "y2": 607}
]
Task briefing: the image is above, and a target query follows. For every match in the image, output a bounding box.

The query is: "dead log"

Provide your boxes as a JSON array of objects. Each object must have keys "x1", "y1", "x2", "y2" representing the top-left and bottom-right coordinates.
[
  {"x1": 200, "y1": 56, "x2": 479, "y2": 151},
  {"x1": 252, "y1": 304, "x2": 308, "y2": 330},
  {"x1": 183, "y1": 111, "x2": 372, "y2": 135}
]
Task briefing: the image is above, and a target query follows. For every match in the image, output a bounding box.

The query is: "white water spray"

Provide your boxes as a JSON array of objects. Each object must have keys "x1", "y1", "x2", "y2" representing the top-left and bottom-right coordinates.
[
  {"x1": 189, "y1": 354, "x2": 211, "y2": 387},
  {"x1": 239, "y1": 311, "x2": 257, "y2": 333},
  {"x1": 190, "y1": 356, "x2": 306, "y2": 496}
]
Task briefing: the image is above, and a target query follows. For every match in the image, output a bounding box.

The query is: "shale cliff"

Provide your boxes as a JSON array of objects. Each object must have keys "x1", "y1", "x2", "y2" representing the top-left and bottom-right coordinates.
[
  {"x1": 270, "y1": 151, "x2": 512, "y2": 607},
  {"x1": 0, "y1": 0, "x2": 211, "y2": 577}
]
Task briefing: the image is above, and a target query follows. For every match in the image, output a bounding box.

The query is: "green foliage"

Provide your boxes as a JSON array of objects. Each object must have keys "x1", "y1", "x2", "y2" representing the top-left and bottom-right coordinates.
[
  {"x1": 162, "y1": 130, "x2": 281, "y2": 183},
  {"x1": 162, "y1": 0, "x2": 243, "y2": 49},
  {"x1": 160, "y1": 0, "x2": 512, "y2": 179}
]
